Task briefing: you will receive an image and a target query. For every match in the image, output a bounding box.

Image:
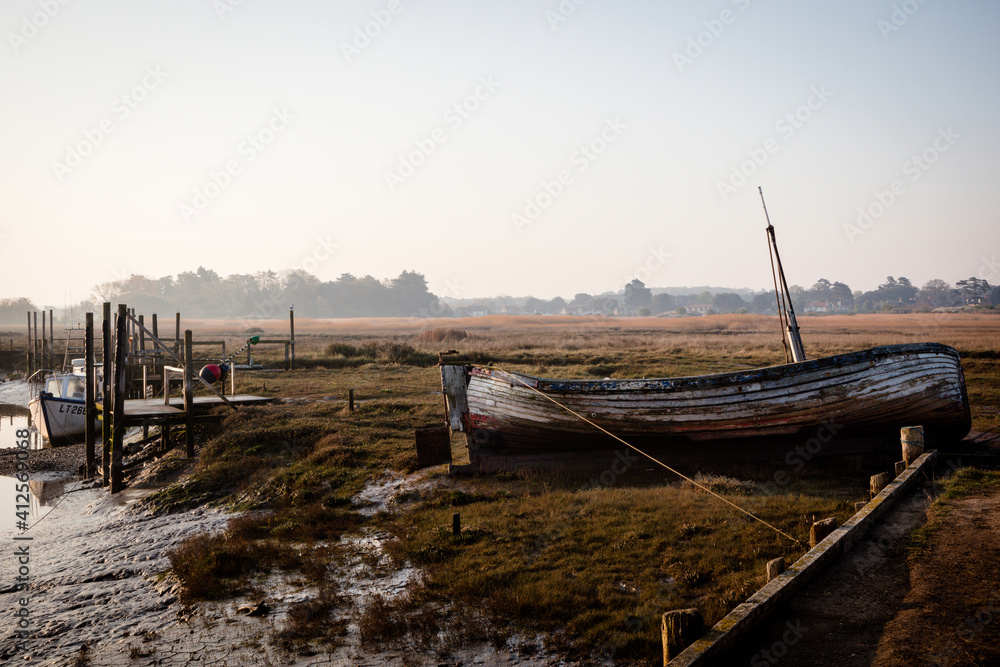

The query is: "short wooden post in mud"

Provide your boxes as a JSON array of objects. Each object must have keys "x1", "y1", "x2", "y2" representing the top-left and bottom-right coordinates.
[
  {"x1": 766, "y1": 557, "x2": 785, "y2": 582},
  {"x1": 809, "y1": 517, "x2": 837, "y2": 547},
  {"x1": 160, "y1": 424, "x2": 170, "y2": 453},
  {"x1": 662, "y1": 608, "x2": 703, "y2": 665},
  {"x1": 901, "y1": 426, "x2": 924, "y2": 466},
  {"x1": 111, "y1": 304, "x2": 128, "y2": 493},
  {"x1": 184, "y1": 330, "x2": 195, "y2": 458},
  {"x1": 289, "y1": 307, "x2": 295, "y2": 370},
  {"x1": 349, "y1": 388, "x2": 355, "y2": 412},
  {"x1": 452, "y1": 513, "x2": 461, "y2": 535},
  {"x1": 870, "y1": 472, "x2": 892, "y2": 497},
  {"x1": 85, "y1": 312, "x2": 96, "y2": 477},
  {"x1": 102, "y1": 302, "x2": 112, "y2": 485},
  {"x1": 855, "y1": 501, "x2": 867, "y2": 512},
  {"x1": 895, "y1": 461, "x2": 906, "y2": 476}
]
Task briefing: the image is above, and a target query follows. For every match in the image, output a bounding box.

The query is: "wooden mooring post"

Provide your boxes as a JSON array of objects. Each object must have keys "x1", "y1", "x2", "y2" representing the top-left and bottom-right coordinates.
[
  {"x1": 184, "y1": 330, "x2": 195, "y2": 458},
  {"x1": 901, "y1": 425, "x2": 924, "y2": 466},
  {"x1": 25, "y1": 312, "x2": 32, "y2": 377},
  {"x1": 102, "y1": 302, "x2": 112, "y2": 485},
  {"x1": 85, "y1": 313, "x2": 96, "y2": 477},
  {"x1": 111, "y1": 304, "x2": 128, "y2": 493}
]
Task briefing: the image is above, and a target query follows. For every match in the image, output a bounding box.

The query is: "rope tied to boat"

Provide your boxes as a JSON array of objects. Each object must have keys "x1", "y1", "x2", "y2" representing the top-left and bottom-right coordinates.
[{"x1": 487, "y1": 364, "x2": 803, "y2": 546}]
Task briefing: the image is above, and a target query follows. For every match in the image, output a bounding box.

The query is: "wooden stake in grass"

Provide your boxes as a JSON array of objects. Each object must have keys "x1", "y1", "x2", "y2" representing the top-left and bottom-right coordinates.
[
  {"x1": 809, "y1": 517, "x2": 838, "y2": 548},
  {"x1": 452, "y1": 513, "x2": 461, "y2": 536},
  {"x1": 662, "y1": 608, "x2": 703, "y2": 664},
  {"x1": 870, "y1": 472, "x2": 892, "y2": 497},
  {"x1": 766, "y1": 557, "x2": 786, "y2": 582}
]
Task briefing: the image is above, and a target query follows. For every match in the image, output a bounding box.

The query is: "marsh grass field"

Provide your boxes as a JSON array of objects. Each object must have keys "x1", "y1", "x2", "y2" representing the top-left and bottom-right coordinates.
[{"x1": 8, "y1": 312, "x2": 1000, "y2": 664}]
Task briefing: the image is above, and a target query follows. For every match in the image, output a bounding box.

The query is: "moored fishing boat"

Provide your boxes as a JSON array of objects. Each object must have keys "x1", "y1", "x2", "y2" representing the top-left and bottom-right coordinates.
[{"x1": 28, "y1": 364, "x2": 101, "y2": 444}]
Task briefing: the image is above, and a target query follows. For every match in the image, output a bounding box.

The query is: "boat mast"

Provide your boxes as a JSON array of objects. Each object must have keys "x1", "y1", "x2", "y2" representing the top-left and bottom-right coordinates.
[{"x1": 759, "y1": 187, "x2": 806, "y2": 363}]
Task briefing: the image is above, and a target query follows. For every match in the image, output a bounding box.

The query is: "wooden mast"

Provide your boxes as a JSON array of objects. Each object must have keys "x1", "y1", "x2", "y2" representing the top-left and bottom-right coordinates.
[{"x1": 759, "y1": 187, "x2": 806, "y2": 362}]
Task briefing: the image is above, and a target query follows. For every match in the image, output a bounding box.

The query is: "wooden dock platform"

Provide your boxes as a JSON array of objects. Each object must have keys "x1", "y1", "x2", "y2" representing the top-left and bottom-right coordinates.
[{"x1": 104, "y1": 394, "x2": 275, "y2": 419}]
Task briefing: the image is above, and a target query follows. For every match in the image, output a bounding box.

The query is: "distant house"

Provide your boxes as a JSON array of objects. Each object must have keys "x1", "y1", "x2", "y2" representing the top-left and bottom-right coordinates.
[
  {"x1": 803, "y1": 301, "x2": 833, "y2": 313},
  {"x1": 687, "y1": 304, "x2": 713, "y2": 316}
]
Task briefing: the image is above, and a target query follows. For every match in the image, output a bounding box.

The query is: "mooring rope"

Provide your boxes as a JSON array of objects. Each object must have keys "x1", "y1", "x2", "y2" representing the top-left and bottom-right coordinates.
[{"x1": 485, "y1": 364, "x2": 803, "y2": 546}]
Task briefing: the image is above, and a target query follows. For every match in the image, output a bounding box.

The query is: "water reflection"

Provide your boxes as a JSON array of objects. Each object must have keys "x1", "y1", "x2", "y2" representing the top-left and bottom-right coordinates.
[
  {"x1": 0, "y1": 403, "x2": 45, "y2": 450},
  {"x1": 1, "y1": 474, "x2": 77, "y2": 532}
]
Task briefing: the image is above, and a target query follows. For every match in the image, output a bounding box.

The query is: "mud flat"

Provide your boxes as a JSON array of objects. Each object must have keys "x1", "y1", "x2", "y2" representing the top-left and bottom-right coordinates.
[{"x1": 1, "y1": 467, "x2": 575, "y2": 666}]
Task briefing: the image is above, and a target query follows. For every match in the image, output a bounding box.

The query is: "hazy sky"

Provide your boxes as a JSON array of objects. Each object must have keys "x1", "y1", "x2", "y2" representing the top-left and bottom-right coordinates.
[{"x1": 1, "y1": 0, "x2": 998, "y2": 308}]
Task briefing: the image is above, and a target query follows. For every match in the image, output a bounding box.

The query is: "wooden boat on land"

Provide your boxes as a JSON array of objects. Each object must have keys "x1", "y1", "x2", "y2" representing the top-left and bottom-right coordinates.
[
  {"x1": 439, "y1": 189, "x2": 971, "y2": 460},
  {"x1": 440, "y1": 342, "x2": 970, "y2": 453}
]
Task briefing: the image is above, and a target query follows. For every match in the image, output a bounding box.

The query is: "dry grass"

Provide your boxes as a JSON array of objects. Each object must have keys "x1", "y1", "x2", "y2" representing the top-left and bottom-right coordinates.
[{"x1": 142, "y1": 313, "x2": 1000, "y2": 663}]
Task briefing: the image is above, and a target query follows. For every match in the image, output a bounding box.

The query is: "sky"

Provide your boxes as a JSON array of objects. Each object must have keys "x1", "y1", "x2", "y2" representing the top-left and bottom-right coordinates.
[{"x1": 1, "y1": 0, "x2": 998, "y2": 309}]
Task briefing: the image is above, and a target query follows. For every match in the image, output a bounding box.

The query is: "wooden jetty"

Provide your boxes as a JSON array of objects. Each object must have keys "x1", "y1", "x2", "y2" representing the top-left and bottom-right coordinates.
[{"x1": 68, "y1": 303, "x2": 281, "y2": 493}]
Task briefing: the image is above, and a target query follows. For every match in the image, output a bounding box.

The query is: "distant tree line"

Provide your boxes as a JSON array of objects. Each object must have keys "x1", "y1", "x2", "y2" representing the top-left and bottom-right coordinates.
[
  {"x1": 0, "y1": 268, "x2": 445, "y2": 323},
  {"x1": 446, "y1": 276, "x2": 1000, "y2": 317},
  {"x1": 3, "y1": 271, "x2": 999, "y2": 325}
]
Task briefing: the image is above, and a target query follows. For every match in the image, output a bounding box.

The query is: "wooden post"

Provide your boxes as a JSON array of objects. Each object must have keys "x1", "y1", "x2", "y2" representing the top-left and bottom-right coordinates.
[
  {"x1": 349, "y1": 388, "x2": 355, "y2": 411},
  {"x1": 102, "y1": 303, "x2": 112, "y2": 485},
  {"x1": 901, "y1": 426, "x2": 924, "y2": 466},
  {"x1": 895, "y1": 461, "x2": 906, "y2": 476},
  {"x1": 284, "y1": 342, "x2": 290, "y2": 371},
  {"x1": 452, "y1": 513, "x2": 461, "y2": 535},
  {"x1": 855, "y1": 500, "x2": 868, "y2": 512},
  {"x1": 111, "y1": 304, "x2": 128, "y2": 493},
  {"x1": 184, "y1": 330, "x2": 195, "y2": 458},
  {"x1": 870, "y1": 472, "x2": 892, "y2": 497},
  {"x1": 289, "y1": 307, "x2": 295, "y2": 371},
  {"x1": 25, "y1": 312, "x2": 32, "y2": 377},
  {"x1": 174, "y1": 313, "x2": 180, "y2": 358},
  {"x1": 139, "y1": 315, "x2": 147, "y2": 398},
  {"x1": 85, "y1": 313, "x2": 96, "y2": 477},
  {"x1": 809, "y1": 517, "x2": 838, "y2": 547},
  {"x1": 48, "y1": 309, "x2": 54, "y2": 369},
  {"x1": 160, "y1": 423, "x2": 170, "y2": 453},
  {"x1": 152, "y1": 314, "x2": 163, "y2": 397},
  {"x1": 41, "y1": 309, "x2": 47, "y2": 372},
  {"x1": 33, "y1": 311, "x2": 39, "y2": 371},
  {"x1": 662, "y1": 608, "x2": 703, "y2": 665},
  {"x1": 766, "y1": 557, "x2": 785, "y2": 582}
]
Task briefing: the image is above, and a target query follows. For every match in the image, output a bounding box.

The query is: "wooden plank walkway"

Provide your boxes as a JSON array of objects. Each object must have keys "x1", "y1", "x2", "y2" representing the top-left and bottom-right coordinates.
[{"x1": 97, "y1": 395, "x2": 274, "y2": 418}]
